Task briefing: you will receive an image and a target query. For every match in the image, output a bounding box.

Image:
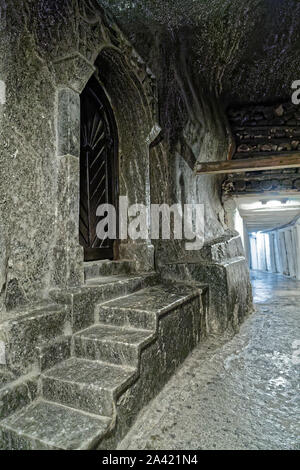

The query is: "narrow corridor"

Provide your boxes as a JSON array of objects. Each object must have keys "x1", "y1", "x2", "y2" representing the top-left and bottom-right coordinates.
[{"x1": 118, "y1": 272, "x2": 300, "y2": 450}]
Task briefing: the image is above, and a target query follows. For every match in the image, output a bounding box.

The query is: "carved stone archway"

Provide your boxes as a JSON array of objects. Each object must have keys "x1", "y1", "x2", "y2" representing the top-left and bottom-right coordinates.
[{"x1": 52, "y1": 2, "x2": 160, "y2": 289}]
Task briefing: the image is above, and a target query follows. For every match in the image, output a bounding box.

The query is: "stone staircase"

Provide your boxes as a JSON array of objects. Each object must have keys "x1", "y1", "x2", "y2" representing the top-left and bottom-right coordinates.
[{"x1": 0, "y1": 261, "x2": 207, "y2": 450}]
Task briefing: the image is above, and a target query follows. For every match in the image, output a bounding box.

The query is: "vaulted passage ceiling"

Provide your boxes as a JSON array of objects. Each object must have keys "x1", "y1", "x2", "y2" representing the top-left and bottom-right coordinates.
[
  {"x1": 101, "y1": 0, "x2": 300, "y2": 105},
  {"x1": 236, "y1": 196, "x2": 300, "y2": 232},
  {"x1": 100, "y1": 1, "x2": 300, "y2": 194}
]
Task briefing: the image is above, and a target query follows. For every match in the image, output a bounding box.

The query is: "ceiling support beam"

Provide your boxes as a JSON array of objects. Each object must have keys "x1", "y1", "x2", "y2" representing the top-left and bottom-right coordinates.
[{"x1": 196, "y1": 153, "x2": 300, "y2": 175}]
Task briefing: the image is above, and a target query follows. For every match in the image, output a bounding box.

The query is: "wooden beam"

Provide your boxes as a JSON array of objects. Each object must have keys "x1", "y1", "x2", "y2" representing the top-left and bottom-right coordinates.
[{"x1": 196, "y1": 153, "x2": 300, "y2": 175}]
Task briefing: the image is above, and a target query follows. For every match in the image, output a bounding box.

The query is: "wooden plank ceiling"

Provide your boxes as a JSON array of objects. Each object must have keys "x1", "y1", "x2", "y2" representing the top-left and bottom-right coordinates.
[{"x1": 197, "y1": 102, "x2": 300, "y2": 175}]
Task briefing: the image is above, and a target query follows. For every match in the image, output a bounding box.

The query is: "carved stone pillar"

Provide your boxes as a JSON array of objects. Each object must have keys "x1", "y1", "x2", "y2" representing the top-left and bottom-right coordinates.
[
  {"x1": 294, "y1": 225, "x2": 300, "y2": 280},
  {"x1": 118, "y1": 125, "x2": 161, "y2": 272},
  {"x1": 278, "y1": 230, "x2": 289, "y2": 276},
  {"x1": 52, "y1": 88, "x2": 84, "y2": 288},
  {"x1": 223, "y1": 196, "x2": 237, "y2": 231}
]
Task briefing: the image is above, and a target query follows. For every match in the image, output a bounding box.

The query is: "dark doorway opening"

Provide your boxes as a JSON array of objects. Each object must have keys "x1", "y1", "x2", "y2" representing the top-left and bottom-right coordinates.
[{"x1": 79, "y1": 75, "x2": 118, "y2": 262}]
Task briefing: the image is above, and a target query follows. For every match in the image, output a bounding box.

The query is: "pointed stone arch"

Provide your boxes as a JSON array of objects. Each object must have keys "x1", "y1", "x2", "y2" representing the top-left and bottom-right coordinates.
[{"x1": 53, "y1": 2, "x2": 160, "y2": 287}]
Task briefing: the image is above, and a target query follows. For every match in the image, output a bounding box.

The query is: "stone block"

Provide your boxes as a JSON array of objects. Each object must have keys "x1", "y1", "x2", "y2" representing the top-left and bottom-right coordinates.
[
  {"x1": 0, "y1": 305, "x2": 69, "y2": 375},
  {"x1": 52, "y1": 154, "x2": 84, "y2": 289},
  {"x1": 42, "y1": 357, "x2": 135, "y2": 417},
  {"x1": 50, "y1": 273, "x2": 158, "y2": 332},
  {"x1": 37, "y1": 335, "x2": 71, "y2": 372},
  {"x1": 57, "y1": 88, "x2": 80, "y2": 158},
  {"x1": 53, "y1": 54, "x2": 95, "y2": 94},
  {"x1": 0, "y1": 400, "x2": 110, "y2": 450},
  {"x1": 0, "y1": 377, "x2": 38, "y2": 420},
  {"x1": 74, "y1": 324, "x2": 154, "y2": 367},
  {"x1": 84, "y1": 260, "x2": 137, "y2": 280},
  {"x1": 1, "y1": 280, "x2": 206, "y2": 449},
  {"x1": 158, "y1": 235, "x2": 253, "y2": 334}
]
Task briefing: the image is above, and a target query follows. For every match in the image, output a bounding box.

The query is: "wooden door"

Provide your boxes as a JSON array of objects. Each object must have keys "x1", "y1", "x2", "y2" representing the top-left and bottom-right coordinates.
[{"x1": 79, "y1": 75, "x2": 118, "y2": 261}]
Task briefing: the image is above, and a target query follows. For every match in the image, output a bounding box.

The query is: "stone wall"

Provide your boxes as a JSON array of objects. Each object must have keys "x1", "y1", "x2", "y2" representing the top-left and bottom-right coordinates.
[
  {"x1": 0, "y1": 0, "x2": 158, "y2": 317},
  {"x1": 0, "y1": 0, "x2": 252, "y2": 328},
  {"x1": 250, "y1": 216, "x2": 300, "y2": 280}
]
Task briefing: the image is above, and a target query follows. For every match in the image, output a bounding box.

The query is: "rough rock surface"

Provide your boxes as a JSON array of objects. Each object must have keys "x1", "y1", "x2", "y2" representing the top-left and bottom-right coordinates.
[
  {"x1": 104, "y1": 0, "x2": 300, "y2": 104},
  {"x1": 0, "y1": 0, "x2": 252, "y2": 315},
  {"x1": 0, "y1": 273, "x2": 208, "y2": 450}
]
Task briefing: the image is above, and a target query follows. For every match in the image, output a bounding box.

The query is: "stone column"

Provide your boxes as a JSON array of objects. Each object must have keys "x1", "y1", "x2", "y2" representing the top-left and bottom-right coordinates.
[
  {"x1": 52, "y1": 88, "x2": 84, "y2": 288},
  {"x1": 256, "y1": 233, "x2": 266, "y2": 271},
  {"x1": 269, "y1": 233, "x2": 277, "y2": 273},
  {"x1": 293, "y1": 225, "x2": 300, "y2": 280},
  {"x1": 285, "y1": 229, "x2": 296, "y2": 278},
  {"x1": 279, "y1": 230, "x2": 289, "y2": 276},
  {"x1": 264, "y1": 234, "x2": 271, "y2": 272},
  {"x1": 243, "y1": 221, "x2": 250, "y2": 266},
  {"x1": 249, "y1": 235, "x2": 258, "y2": 270},
  {"x1": 118, "y1": 126, "x2": 161, "y2": 272},
  {"x1": 0, "y1": 222, "x2": 7, "y2": 321},
  {"x1": 274, "y1": 232, "x2": 282, "y2": 274},
  {"x1": 223, "y1": 196, "x2": 237, "y2": 231}
]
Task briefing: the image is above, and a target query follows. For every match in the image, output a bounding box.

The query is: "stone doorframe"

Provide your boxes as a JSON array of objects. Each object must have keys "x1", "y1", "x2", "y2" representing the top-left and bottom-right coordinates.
[{"x1": 51, "y1": 3, "x2": 161, "y2": 289}]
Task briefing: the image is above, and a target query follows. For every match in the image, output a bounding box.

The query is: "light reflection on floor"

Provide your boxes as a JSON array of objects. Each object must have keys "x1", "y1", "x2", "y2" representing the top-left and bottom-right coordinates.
[
  {"x1": 118, "y1": 270, "x2": 300, "y2": 450},
  {"x1": 251, "y1": 270, "x2": 300, "y2": 304}
]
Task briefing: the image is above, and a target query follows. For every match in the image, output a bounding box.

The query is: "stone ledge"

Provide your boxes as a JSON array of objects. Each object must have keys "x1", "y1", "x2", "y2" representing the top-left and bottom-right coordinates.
[
  {"x1": 0, "y1": 400, "x2": 110, "y2": 450},
  {"x1": 0, "y1": 305, "x2": 70, "y2": 376}
]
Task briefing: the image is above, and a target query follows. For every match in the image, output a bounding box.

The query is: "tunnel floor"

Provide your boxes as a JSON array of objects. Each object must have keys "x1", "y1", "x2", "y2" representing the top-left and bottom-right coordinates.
[{"x1": 118, "y1": 271, "x2": 300, "y2": 450}]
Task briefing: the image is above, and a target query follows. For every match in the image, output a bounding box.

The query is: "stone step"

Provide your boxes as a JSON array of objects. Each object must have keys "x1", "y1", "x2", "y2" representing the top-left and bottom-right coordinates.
[
  {"x1": 84, "y1": 260, "x2": 136, "y2": 280},
  {"x1": 160, "y1": 257, "x2": 250, "y2": 334},
  {"x1": 37, "y1": 335, "x2": 71, "y2": 372},
  {"x1": 96, "y1": 284, "x2": 200, "y2": 330},
  {"x1": 50, "y1": 273, "x2": 158, "y2": 332},
  {"x1": 1, "y1": 281, "x2": 206, "y2": 450},
  {"x1": 0, "y1": 400, "x2": 110, "y2": 450},
  {"x1": 0, "y1": 304, "x2": 70, "y2": 375},
  {"x1": 74, "y1": 324, "x2": 154, "y2": 367},
  {"x1": 0, "y1": 374, "x2": 39, "y2": 420},
  {"x1": 0, "y1": 366, "x2": 15, "y2": 389},
  {"x1": 41, "y1": 357, "x2": 135, "y2": 417}
]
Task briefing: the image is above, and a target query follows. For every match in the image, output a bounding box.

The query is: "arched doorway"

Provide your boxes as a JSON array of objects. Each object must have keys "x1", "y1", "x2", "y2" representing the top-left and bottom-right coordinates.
[{"x1": 79, "y1": 74, "x2": 118, "y2": 262}]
